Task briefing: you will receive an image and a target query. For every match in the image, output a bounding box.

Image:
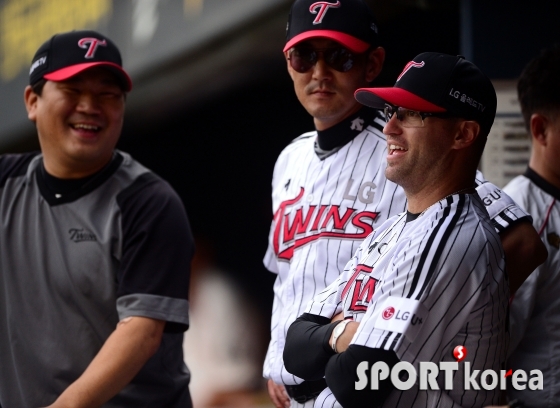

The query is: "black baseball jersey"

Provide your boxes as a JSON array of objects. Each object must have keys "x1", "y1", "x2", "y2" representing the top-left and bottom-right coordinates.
[{"x1": 0, "y1": 151, "x2": 193, "y2": 407}]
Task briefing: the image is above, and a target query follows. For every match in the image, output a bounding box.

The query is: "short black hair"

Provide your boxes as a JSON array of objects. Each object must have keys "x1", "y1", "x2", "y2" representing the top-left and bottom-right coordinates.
[
  {"x1": 31, "y1": 79, "x2": 47, "y2": 96},
  {"x1": 517, "y1": 44, "x2": 560, "y2": 129}
]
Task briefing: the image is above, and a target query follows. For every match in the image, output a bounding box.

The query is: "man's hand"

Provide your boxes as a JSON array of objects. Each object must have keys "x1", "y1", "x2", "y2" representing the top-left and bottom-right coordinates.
[
  {"x1": 267, "y1": 379, "x2": 290, "y2": 408},
  {"x1": 44, "y1": 316, "x2": 165, "y2": 408}
]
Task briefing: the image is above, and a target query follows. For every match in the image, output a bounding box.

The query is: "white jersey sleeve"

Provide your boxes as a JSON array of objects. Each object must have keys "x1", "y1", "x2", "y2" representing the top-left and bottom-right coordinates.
[{"x1": 475, "y1": 169, "x2": 531, "y2": 233}]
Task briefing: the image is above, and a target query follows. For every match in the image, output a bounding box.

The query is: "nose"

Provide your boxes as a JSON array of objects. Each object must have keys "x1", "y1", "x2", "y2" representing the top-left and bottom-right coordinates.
[
  {"x1": 76, "y1": 92, "x2": 101, "y2": 114},
  {"x1": 383, "y1": 113, "x2": 401, "y2": 136},
  {"x1": 311, "y1": 53, "x2": 332, "y2": 80}
]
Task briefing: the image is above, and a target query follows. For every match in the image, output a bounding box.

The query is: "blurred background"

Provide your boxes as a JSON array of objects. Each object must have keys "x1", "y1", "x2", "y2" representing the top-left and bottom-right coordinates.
[{"x1": 0, "y1": 0, "x2": 558, "y2": 406}]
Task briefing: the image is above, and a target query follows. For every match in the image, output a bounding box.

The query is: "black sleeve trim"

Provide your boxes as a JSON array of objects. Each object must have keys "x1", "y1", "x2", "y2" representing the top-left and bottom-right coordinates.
[
  {"x1": 284, "y1": 313, "x2": 338, "y2": 380},
  {"x1": 325, "y1": 345, "x2": 399, "y2": 408}
]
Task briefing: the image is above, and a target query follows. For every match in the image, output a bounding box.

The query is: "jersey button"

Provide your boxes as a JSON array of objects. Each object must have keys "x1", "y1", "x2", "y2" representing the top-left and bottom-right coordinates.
[{"x1": 307, "y1": 194, "x2": 314, "y2": 202}]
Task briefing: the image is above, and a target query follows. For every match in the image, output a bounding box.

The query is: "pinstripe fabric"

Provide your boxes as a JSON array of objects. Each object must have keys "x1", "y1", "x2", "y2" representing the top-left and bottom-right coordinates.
[
  {"x1": 263, "y1": 109, "x2": 525, "y2": 391},
  {"x1": 263, "y1": 111, "x2": 407, "y2": 384},
  {"x1": 307, "y1": 193, "x2": 508, "y2": 407}
]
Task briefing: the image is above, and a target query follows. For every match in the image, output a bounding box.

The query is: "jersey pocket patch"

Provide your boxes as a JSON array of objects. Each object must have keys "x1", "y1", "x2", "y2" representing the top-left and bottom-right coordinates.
[{"x1": 373, "y1": 296, "x2": 428, "y2": 342}]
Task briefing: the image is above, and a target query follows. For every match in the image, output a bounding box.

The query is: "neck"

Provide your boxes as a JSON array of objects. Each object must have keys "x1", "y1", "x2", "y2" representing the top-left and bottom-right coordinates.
[
  {"x1": 529, "y1": 155, "x2": 560, "y2": 190},
  {"x1": 405, "y1": 179, "x2": 475, "y2": 214},
  {"x1": 313, "y1": 102, "x2": 363, "y2": 131},
  {"x1": 42, "y1": 154, "x2": 113, "y2": 179}
]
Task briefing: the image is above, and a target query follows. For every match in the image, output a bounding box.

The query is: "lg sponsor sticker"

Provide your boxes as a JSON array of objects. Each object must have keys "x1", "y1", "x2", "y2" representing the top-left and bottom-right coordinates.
[
  {"x1": 355, "y1": 345, "x2": 544, "y2": 391},
  {"x1": 373, "y1": 296, "x2": 428, "y2": 342}
]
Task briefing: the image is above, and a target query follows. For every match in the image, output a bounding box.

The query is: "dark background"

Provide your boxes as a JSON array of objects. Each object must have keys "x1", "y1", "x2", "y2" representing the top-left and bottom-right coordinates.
[{"x1": 4, "y1": 0, "x2": 559, "y2": 349}]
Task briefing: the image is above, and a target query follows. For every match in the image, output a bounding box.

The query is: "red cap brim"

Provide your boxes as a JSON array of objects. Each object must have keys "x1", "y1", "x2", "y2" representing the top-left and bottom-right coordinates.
[
  {"x1": 283, "y1": 30, "x2": 370, "y2": 53},
  {"x1": 43, "y1": 62, "x2": 132, "y2": 91},
  {"x1": 354, "y1": 87, "x2": 446, "y2": 112}
]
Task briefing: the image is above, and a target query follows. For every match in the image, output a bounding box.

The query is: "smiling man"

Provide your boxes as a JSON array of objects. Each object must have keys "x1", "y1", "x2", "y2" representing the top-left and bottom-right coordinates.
[
  {"x1": 283, "y1": 52, "x2": 509, "y2": 407},
  {"x1": 0, "y1": 30, "x2": 194, "y2": 407}
]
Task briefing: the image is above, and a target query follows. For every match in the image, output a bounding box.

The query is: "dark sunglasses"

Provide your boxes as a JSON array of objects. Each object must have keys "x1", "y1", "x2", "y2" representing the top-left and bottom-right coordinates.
[{"x1": 287, "y1": 45, "x2": 358, "y2": 73}]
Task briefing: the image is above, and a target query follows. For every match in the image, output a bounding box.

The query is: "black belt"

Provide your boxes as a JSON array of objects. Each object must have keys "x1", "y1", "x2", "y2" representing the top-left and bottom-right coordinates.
[{"x1": 285, "y1": 378, "x2": 327, "y2": 403}]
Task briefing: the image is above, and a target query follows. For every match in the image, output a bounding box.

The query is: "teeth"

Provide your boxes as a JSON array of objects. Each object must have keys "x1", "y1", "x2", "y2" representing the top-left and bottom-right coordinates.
[
  {"x1": 73, "y1": 124, "x2": 99, "y2": 130},
  {"x1": 389, "y1": 144, "x2": 407, "y2": 151}
]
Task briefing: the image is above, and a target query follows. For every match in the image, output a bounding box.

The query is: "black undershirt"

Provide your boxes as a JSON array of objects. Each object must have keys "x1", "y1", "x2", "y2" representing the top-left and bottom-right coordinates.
[
  {"x1": 284, "y1": 313, "x2": 398, "y2": 407},
  {"x1": 36, "y1": 153, "x2": 123, "y2": 205},
  {"x1": 314, "y1": 107, "x2": 382, "y2": 159}
]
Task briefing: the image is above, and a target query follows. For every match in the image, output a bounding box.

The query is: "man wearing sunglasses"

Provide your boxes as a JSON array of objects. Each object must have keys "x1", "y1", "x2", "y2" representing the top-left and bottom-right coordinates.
[
  {"x1": 263, "y1": 1, "x2": 545, "y2": 407},
  {"x1": 283, "y1": 51, "x2": 510, "y2": 408}
]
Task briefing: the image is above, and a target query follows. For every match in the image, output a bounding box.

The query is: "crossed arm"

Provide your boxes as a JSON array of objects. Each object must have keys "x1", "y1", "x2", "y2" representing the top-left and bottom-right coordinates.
[{"x1": 44, "y1": 316, "x2": 165, "y2": 408}]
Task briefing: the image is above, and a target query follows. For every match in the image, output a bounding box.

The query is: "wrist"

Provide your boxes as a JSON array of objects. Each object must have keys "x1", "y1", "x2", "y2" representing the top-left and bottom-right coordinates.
[{"x1": 331, "y1": 319, "x2": 351, "y2": 353}]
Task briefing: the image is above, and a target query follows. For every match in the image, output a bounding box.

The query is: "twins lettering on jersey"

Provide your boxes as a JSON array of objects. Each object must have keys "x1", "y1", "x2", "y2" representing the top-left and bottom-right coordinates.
[
  {"x1": 309, "y1": 1, "x2": 341, "y2": 24},
  {"x1": 272, "y1": 187, "x2": 378, "y2": 261},
  {"x1": 341, "y1": 264, "x2": 378, "y2": 312}
]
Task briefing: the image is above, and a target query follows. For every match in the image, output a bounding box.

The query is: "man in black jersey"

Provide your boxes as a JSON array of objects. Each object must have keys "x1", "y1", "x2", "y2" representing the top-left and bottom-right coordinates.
[{"x1": 0, "y1": 30, "x2": 194, "y2": 407}]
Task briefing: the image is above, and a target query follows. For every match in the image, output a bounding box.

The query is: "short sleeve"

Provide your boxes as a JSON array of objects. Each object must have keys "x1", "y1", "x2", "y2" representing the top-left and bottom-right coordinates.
[
  {"x1": 475, "y1": 177, "x2": 531, "y2": 233},
  {"x1": 115, "y1": 172, "x2": 194, "y2": 332}
]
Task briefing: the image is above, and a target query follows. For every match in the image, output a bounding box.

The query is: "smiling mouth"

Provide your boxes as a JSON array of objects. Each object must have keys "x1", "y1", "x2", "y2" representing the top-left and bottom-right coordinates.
[
  {"x1": 71, "y1": 124, "x2": 101, "y2": 132},
  {"x1": 388, "y1": 144, "x2": 408, "y2": 155}
]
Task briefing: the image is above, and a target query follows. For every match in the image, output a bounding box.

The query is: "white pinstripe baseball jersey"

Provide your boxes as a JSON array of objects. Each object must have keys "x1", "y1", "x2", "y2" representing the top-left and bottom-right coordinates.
[
  {"x1": 307, "y1": 193, "x2": 509, "y2": 407},
  {"x1": 504, "y1": 169, "x2": 560, "y2": 407},
  {"x1": 263, "y1": 108, "x2": 528, "y2": 388}
]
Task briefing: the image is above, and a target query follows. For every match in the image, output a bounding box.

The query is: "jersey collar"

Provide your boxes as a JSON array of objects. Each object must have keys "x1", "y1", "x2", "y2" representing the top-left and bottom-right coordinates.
[
  {"x1": 36, "y1": 152, "x2": 124, "y2": 206},
  {"x1": 525, "y1": 167, "x2": 560, "y2": 201},
  {"x1": 314, "y1": 107, "x2": 381, "y2": 160}
]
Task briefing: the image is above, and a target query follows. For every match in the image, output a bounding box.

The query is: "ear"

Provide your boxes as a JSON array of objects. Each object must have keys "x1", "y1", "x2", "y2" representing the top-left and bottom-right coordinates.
[
  {"x1": 452, "y1": 120, "x2": 480, "y2": 150},
  {"x1": 24, "y1": 85, "x2": 39, "y2": 122},
  {"x1": 365, "y1": 46, "x2": 385, "y2": 83},
  {"x1": 529, "y1": 113, "x2": 548, "y2": 147}
]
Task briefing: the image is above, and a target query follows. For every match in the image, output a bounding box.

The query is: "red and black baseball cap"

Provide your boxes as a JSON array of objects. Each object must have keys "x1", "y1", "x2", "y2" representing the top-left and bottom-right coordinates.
[
  {"x1": 29, "y1": 30, "x2": 132, "y2": 92},
  {"x1": 355, "y1": 52, "x2": 497, "y2": 134},
  {"x1": 284, "y1": 0, "x2": 380, "y2": 53}
]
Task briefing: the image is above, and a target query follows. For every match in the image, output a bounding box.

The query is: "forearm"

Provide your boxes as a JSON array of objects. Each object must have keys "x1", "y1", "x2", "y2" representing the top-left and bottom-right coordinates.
[
  {"x1": 500, "y1": 220, "x2": 547, "y2": 294},
  {"x1": 48, "y1": 316, "x2": 165, "y2": 408},
  {"x1": 325, "y1": 345, "x2": 398, "y2": 408},
  {"x1": 283, "y1": 313, "x2": 338, "y2": 380}
]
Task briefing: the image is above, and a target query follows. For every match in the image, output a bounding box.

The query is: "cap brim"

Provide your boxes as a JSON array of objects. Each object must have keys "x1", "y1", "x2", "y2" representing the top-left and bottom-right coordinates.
[
  {"x1": 354, "y1": 87, "x2": 446, "y2": 112},
  {"x1": 283, "y1": 30, "x2": 370, "y2": 53},
  {"x1": 43, "y1": 62, "x2": 133, "y2": 92}
]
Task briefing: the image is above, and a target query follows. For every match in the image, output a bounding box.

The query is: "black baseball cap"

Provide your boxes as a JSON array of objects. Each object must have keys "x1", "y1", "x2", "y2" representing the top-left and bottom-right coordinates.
[
  {"x1": 284, "y1": 0, "x2": 379, "y2": 53},
  {"x1": 354, "y1": 52, "x2": 497, "y2": 133},
  {"x1": 29, "y1": 30, "x2": 132, "y2": 91}
]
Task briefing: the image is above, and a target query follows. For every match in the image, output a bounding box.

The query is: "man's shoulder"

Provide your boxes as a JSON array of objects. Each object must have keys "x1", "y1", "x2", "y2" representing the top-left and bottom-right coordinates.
[
  {"x1": 503, "y1": 174, "x2": 532, "y2": 200},
  {"x1": 113, "y1": 151, "x2": 182, "y2": 207},
  {"x1": 0, "y1": 151, "x2": 41, "y2": 188},
  {"x1": 284, "y1": 130, "x2": 317, "y2": 151}
]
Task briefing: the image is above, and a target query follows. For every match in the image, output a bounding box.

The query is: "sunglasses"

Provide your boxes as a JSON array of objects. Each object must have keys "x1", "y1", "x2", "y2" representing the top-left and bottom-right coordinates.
[
  {"x1": 384, "y1": 104, "x2": 455, "y2": 128},
  {"x1": 287, "y1": 45, "x2": 358, "y2": 73}
]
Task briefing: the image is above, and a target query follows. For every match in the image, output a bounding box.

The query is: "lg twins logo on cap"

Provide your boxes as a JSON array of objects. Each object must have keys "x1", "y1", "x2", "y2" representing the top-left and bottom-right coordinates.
[
  {"x1": 78, "y1": 38, "x2": 107, "y2": 59},
  {"x1": 396, "y1": 60, "x2": 425, "y2": 81},
  {"x1": 309, "y1": 1, "x2": 341, "y2": 24}
]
